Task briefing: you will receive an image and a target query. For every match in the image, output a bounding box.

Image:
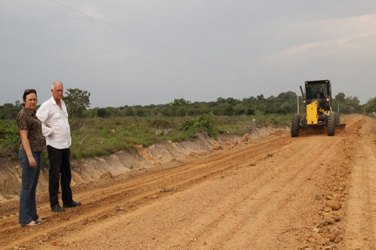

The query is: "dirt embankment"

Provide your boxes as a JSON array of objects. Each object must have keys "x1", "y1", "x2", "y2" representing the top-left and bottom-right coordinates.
[
  {"x1": 1, "y1": 115, "x2": 376, "y2": 250},
  {"x1": 0, "y1": 128, "x2": 278, "y2": 206}
]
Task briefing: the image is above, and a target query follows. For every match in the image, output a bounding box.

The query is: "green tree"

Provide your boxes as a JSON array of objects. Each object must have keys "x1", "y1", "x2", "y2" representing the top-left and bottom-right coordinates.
[
  {"x1": 335, "y1": 92, "x2": 346, "y2": 102},
  {"x1": 333, "y1": 93, "x2": 361, "y2": 114},
  {"x1": 97, "y1": 108, "x2": 110, "y2": 118},
  {"x1": 0, "y1": 102, "x2": 21, "y2": 120},
  {"x1": 274, "y1": 91, "x2": 297, "y2": 114},
  {"x1": 64, "y1": 88, "x2": 91, "y2": 118},
  {"x1": 364, "y1": 97, "x2": 376, "y2": 114},
  {"x1": 171, "y1": 98, "x2": 191, "y2": 106}
]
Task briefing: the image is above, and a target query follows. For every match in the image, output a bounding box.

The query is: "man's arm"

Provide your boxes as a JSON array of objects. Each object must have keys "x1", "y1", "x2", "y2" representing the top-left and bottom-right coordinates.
[{"x1": 36, "y1": 104, "x2": 53, "y2": 136}]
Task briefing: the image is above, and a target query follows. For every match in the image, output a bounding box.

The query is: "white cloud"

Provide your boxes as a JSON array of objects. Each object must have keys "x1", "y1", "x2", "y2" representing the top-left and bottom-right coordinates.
[{"x1": 264, "y1": 13, "x2": 376, "y2": 65}]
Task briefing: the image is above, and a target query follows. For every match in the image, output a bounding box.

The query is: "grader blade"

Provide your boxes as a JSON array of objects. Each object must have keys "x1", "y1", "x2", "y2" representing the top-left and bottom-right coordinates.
[{"x1": 336, "y1": 123, "x2": 346, "y2": 129}]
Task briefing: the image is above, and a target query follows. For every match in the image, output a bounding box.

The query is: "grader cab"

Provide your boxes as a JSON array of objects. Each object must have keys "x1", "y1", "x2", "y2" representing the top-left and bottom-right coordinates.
[{"x1": 291, "y1": 80, "x2": 345, "y2": 137}]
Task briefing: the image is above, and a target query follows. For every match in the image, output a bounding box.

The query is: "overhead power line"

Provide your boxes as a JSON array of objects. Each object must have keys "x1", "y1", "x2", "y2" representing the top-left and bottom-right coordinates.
[{"x1": 47, "y1": 0, "x2": 231, "y2": 70}]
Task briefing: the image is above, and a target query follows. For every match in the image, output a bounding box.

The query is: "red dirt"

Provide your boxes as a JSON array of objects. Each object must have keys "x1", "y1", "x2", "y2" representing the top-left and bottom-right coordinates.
[{"x1": 1, "y1": 115, "x2": 375, "y2": 249}]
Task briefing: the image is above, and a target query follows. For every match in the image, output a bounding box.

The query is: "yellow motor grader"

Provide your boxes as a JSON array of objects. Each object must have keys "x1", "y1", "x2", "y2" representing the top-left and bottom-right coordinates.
[{"x1": 291, "y1": 80, "x2": 345, "y2": 137}]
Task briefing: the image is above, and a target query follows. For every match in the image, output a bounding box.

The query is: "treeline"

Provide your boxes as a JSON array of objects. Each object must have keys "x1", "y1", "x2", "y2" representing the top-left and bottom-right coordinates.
[
  {"x1": 0, "y1": 101, "x2": 22, "y2": 120},
  {"x1": 1, "y1": 90, "x2": 375, "y2": 161},
  {"x1": 1, "y1": 90, "x2": 375, "y2": 120},
  {"x1": 87, "y1": 92, "x2": 372, "y2": 118},
  {"x1": 91, "y1": 92, "x2": 298, "y2": 118}
]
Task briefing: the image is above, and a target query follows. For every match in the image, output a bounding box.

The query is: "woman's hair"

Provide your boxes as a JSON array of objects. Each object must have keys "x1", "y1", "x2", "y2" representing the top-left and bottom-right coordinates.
[{"x1": 23, "y1": 89, "x2": 37, "y2": 102}]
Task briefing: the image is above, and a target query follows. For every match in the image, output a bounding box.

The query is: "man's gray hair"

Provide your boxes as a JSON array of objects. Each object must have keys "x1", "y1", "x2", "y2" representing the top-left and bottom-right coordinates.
[{"x1": 51, "y1": 80, "x2": 63, "y2": 90}]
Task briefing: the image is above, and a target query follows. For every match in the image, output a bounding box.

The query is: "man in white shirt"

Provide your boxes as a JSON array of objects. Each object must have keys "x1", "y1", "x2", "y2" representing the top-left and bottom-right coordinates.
[{"x1": 37, "y1": 81, "x2": 81, "y2": 212}]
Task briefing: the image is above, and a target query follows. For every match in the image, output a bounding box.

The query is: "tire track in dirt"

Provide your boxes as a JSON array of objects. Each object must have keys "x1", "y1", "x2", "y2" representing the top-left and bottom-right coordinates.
[
  {"x1": 0, "y1": 136, "x2": 286, "y2": 221},
  {"x1": 132, "y1": 130, "x2": 351, "y2": 250},
  {"x1": 37, "y1": 119, "x2": 357, "y2": 249},
  {"x1": 344, "y1": 116, "x2": 376, "y2": 249},
  {"x1": 213, "y1": 138, "x2": 345, "y2": 250},
  {"x1": 1, "y1": 115, "x2": 374, "y2": 250},
  {"x1": 56, "y1": 116, "x2": 359, "y2": 250},
  {"x1": 185, "y1": 138, "x2": 340, "y2": 249},
  {"x1": 0, "y1": 136, "x2": 289, "y2": 249}
]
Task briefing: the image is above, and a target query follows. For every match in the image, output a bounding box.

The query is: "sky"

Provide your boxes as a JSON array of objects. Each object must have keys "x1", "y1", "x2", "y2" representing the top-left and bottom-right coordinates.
[{"x1": 1, "y1": 0, "x2": 376, "y2": 107}]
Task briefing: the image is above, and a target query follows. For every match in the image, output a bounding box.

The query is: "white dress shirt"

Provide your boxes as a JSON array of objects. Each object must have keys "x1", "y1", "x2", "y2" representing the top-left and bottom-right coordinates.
[{"x1": 36, "y1": 97, "x2": 71, "y2": 149}]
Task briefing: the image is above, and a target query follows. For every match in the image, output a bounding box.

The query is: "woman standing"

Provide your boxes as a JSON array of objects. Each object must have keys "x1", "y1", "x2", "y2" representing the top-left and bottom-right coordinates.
[{"x1": 17, "y1": 89, "x2": 45, "y2": 227}]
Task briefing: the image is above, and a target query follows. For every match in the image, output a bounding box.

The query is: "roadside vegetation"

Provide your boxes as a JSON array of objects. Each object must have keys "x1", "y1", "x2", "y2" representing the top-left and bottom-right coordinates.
[{"x1": 1, "y1": 88, "x2": 374, "y2": 162}]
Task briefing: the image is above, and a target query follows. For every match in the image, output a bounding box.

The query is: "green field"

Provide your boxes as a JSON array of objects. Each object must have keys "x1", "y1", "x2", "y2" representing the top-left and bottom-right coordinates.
[{"x1": 0, "y1": 114, "x2": 290, "y2": 161}]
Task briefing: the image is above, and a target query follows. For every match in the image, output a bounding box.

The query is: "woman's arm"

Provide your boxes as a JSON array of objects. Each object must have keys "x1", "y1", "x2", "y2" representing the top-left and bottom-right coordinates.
[{"x1": 19, "y1": 130, "x2": 36, "y2": 168}]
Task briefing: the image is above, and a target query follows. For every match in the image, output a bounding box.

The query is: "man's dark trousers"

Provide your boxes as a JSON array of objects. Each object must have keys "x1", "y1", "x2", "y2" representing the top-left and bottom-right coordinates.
[{"x1": 47, "y1": 145, "x2": 73, "y2": 207}]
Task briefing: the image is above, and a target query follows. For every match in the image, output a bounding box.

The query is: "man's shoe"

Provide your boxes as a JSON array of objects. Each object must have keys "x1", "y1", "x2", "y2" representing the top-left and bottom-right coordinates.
[
  {"x1": 63, "y1": 201, "x2": 81, "y2": 208},
  {"x1": 51, "y1": 205, "x2": 65, "y2": 213}
]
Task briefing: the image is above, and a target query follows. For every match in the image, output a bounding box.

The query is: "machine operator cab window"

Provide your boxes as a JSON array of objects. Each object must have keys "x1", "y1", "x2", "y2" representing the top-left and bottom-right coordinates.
[
  {"x1": 304, "y1": 81, "x2": 332, "y2": 110},
  {"x1": 306, "y1": 85, "x2": 324, "y2": 101}
]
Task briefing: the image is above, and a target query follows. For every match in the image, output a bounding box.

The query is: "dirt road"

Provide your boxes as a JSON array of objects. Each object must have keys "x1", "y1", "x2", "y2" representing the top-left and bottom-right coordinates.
[{"x1": 1, "y1": 115, "x2": 376, "y2": 249}]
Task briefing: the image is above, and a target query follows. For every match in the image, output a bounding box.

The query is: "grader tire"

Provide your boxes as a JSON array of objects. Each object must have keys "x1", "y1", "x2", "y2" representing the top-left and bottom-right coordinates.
[
  {"x1": 327, "y1": 113, "x2": 336, "y2": 136},
  {"x1": 291, "y1": 114, "x2": 300, "y2": 137}
]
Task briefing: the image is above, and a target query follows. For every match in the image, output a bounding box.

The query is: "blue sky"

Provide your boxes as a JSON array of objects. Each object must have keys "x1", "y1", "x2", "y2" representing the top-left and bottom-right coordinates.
[{"x1": 1, "y1": 0, "x2": 376, "y2": 107}]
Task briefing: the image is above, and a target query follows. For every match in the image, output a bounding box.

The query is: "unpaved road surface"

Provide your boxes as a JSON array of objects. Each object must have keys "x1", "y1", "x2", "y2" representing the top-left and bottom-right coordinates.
[{"x1": 1, "y1": 115, "x2": 376, "y2": 249}]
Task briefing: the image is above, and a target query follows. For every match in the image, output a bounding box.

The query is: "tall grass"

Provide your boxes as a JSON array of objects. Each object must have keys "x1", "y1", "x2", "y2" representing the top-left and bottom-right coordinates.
[{"x1": 1, "y1": 114, "x2": 290, "y2": 161}]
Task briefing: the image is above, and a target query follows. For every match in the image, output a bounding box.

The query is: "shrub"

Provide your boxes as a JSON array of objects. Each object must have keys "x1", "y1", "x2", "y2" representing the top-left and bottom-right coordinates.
[
  {"x1": 0, "y1": 120, "x2": 19, "y2": 159},
  {"x1": 181, "y1": 113, "x2": 217, "y2": 136}
]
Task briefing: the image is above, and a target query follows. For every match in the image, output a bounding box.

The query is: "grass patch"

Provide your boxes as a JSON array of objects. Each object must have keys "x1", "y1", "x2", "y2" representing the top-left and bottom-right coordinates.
[{"x1": 1, "y1": 114, "x2": 290, "y2": 162}]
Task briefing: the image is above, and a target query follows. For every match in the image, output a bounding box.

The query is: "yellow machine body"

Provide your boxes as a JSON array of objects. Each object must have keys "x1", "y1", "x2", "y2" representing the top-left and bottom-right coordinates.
[
  {"x1": 306, "y1": 100, "x2": 319, "y2": 125},
  {"x1": 291, "y1": 80, "x2": 346, "y2": 137}
]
